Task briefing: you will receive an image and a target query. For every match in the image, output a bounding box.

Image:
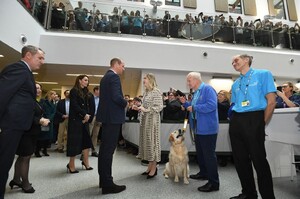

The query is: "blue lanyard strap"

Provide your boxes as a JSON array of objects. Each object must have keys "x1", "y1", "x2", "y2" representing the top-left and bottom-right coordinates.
[{"x1": 238, "y1": 70, "x2": 253, "y2": 100}]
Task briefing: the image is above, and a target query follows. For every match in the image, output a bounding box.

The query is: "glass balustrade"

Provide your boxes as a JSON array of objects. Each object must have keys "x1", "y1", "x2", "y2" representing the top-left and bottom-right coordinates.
[{"x1": 17, "y1": 0, "x2": 300, "y2": 50}]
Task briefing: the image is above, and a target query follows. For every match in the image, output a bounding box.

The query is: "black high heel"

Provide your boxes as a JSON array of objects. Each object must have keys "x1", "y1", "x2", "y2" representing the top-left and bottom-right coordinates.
[
  {"x1": 147, "y1": 168, "x2": 158, "y2": 179},
  {"x1": 22, "y1": 186, "x2": 35, "y2": 193},
  {"x1": 141, "y1": 171, "x2": 150, "y2": 175},
  {"x1": 66, "y1": 164, "x2": 79, "y2": 174},
  {"x1": 81, "y1": 161, "x2": 93, "y2": 170},
  {"x1": 9, "y1": 180, "x2": 22, "y2": 189}
]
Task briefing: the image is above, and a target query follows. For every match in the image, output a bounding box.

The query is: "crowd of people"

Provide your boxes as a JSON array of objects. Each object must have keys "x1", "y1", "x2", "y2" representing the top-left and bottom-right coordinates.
[
  {"x1": 1, "y1": 44, "x2": 300, "y2": 199},
  {"x1": 19, "y1": 0, "x2": 300, "y2": 49}
]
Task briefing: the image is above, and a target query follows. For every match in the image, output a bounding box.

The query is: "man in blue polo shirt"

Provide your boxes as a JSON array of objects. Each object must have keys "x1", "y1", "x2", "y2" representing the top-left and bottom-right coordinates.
[{"x1": 229, "y1": 54, "x2": 276, "y2": 199}]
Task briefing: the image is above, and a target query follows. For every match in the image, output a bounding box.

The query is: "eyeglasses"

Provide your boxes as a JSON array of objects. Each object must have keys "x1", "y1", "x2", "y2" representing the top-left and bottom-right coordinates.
[
  {"x1": 218, "y1": 93, "x2": 225, "y2": 95},
  {"x1": 282, "y1": 85, "x2": 289, "y2": 88}
]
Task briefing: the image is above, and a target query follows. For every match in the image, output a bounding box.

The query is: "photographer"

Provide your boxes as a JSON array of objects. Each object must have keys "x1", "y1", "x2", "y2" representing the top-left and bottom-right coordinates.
[{"x1": 126, "y1": 97, "x2": 142, "y2": 120}]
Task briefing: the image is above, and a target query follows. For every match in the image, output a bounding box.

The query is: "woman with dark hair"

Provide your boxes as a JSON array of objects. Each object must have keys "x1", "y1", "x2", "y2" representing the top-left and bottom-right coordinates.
[
  {"x1": 66, "y1": 75, "x2": 94, "y2": 173},
  {"x1": 35, "y1": 90, "x2": 56, "y2": 157},
  {"x1": 9, "y1": 83, "x2": 50, "y2": 193}
]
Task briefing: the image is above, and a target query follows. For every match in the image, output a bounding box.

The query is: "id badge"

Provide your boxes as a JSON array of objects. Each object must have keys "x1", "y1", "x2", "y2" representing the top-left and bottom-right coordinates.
[{"x1": 241, "y1": 100, "x2": 250, "y2": 107}]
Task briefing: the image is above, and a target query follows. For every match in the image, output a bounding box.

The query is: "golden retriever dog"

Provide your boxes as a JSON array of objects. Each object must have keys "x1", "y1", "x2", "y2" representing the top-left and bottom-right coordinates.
[{"x1": 163, "y1": 129, "x2": 189, "y2": 184}]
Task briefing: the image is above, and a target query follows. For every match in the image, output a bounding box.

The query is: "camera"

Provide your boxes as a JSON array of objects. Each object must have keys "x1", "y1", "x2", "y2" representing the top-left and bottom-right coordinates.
[{"x1": 20, "y1": 35, "x2": 27, "y2": 44}]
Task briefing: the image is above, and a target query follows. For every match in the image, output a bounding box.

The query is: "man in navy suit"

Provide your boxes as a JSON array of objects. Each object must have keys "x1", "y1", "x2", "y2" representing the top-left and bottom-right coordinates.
[
  {"x1": 97, "y1": 58, "x2": 128, "y2": 194},
  {"x1": 55, "y1": 90, "x2": 70, "y2": 153},
  {"x1": 0, "y1": 45, "x2": 45, "y2": 198}
]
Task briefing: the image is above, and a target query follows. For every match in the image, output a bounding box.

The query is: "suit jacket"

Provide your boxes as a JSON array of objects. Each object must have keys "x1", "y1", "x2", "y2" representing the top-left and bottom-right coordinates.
[
  {"x1": 55, "y1": 99, "x2": 67, "y2": 123},
  {"x1": 96, "y1": 70, "x2": 127, "y2": 124},
  {"x1": 0, "y1": 61, "x2": 36, "y2": 131}
]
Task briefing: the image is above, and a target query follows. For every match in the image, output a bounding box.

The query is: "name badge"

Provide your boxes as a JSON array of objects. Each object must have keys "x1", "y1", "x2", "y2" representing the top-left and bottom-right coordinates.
[{"x1": 241, "y1": 100, "x2": 250, "y2": 107}]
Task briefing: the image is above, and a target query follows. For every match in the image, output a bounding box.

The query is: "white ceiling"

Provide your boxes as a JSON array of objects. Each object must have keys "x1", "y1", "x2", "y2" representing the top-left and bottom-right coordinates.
[{"x1": 0, "y1": 41, "x2": 142, "y2": 97}]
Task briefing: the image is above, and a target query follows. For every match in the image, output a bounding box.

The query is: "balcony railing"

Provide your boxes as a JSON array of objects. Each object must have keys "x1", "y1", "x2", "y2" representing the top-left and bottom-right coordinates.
[{"x1": 19, "y1": 0, "x2": 300, "y2": 50}]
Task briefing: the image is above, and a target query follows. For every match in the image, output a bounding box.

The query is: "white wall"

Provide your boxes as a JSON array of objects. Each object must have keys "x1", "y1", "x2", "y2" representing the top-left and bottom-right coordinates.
[
  {"x1": 0, "y1": 0, "x2": 45, "y2": 52},
  {"x1": 39, "y1": 32, "x2": 300, "y2": 80}
]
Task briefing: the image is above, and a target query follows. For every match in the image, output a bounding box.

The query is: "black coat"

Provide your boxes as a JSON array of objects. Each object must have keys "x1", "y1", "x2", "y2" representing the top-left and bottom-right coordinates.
[
  {"x1": 67, "y1": 88, "x2": 94, "y2": 156},
  {"x1": 25, "y1": 101, "x2": 44, "y2": 136},
  {"x1": 217, "y1": 100, "x2": 230, "y2": 121}
]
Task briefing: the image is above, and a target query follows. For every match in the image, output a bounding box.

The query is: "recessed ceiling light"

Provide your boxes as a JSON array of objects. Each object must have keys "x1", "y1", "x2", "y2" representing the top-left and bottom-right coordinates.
[
  {"x1": 37, "y1": 81, "x2": 58, "y2": 84},
  {"x1": 66, "y1": 74, "x2": 103, "y2": 77},
  {"x1": 0, "y1": 55, "x2": 4, "y2": 58}
]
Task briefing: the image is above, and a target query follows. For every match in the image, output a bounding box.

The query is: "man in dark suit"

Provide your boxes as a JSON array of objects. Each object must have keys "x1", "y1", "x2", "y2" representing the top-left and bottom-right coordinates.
[
  {"x1": 0, "y1": 45, "x2": 45, "y2": 198},
  {"x1": 55, "y1": 90, "x2": 70, "y2": 153},
  {"x1": 97, "y1": 58, "x2": 128, "y2": 195}
]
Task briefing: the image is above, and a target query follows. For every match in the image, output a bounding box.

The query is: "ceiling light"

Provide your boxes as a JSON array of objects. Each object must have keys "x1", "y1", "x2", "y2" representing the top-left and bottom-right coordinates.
[
  {"x1": 37, "y1": 81, "x2": 58, "y2": 84},
  {"x1": 32, "y1": 72, "x2": 38, "y2": 75},
  {"x1": 66, "y1": 74, "x2": 104, "y2": 77},
  {"x1": 66, "y1": 74, "x2": 82, "y2": 76},
  {"x1": 0, "y1": 55, "x2": 4, "y2": 58}
]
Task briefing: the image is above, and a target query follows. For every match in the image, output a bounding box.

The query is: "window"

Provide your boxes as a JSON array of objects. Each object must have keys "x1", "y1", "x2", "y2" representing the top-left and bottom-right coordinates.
[
  {"x1": 165, "y1": 0, "x2": 180, "y2": 6},
  {"x1": 268, "y1": 0, "x2": 286, "y2": 19},
  {"x1": 229, "y1": 0, "x2": 242, "y2": 14},
  {"x1": 127, "y1": 0, "x2": 145, "y2": 2}
]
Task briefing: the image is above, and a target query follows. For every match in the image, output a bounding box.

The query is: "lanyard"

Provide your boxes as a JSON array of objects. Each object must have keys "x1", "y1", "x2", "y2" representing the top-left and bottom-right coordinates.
[{"x1": 238, "y1": 70, "x2": 253, "y2": 100}]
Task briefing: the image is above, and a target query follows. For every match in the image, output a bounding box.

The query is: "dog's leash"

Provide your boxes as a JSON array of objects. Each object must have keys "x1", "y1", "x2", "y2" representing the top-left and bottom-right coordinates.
[{"x1": 178, "y1": 112, "x2": 195, "y2": 145}]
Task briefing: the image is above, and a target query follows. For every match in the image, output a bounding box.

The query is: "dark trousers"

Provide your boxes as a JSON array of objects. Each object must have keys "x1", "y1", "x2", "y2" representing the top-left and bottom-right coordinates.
[
  {"x1": 0, "y1": 128, "x2": 24, "y2": 198},
  {"x1": 229, "y1": 111, "x2": 275, "y2": 199},
  {"x1": 98, "y1": 123, "x2": 121, "y2": 187},
  {"x1": 194, "y1": 134, "x2": 219, "y2": 186}
]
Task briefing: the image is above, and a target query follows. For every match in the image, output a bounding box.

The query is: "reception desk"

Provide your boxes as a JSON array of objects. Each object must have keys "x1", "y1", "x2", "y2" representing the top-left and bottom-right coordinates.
[
  {"x1": 123, "y1": 107, "x2": 300, "y2": 178},
  {"x1": 265, "y1": 107, "x2": 300, "y2": 178},
  {"x1": 122, "y1": 121, "x2": 231, "y2": 153}
]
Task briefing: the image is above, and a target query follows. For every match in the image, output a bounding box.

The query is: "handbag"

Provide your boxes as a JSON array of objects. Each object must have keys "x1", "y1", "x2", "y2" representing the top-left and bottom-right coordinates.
[{"x1": 41, "y1": 125, "x2": 50, "y2": 132}]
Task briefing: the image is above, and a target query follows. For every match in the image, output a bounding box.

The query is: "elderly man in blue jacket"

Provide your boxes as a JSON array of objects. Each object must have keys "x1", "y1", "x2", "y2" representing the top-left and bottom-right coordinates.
[{"x1": 180, "y1": 71, "x2": 219, "y2": 193}]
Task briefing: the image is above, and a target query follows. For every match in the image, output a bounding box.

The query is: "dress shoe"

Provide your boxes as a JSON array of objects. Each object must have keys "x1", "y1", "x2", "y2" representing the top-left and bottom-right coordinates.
[
  {"x1": 146, "y1": 168, "x2": 158, "y2": 179},
  {"x1": 91, "y1": 152, "x2": 98, "y2": 157},
  {"x1": 35, "y1": 152, "x2": 42, "y2": 158},
  {"x1": 9, "y1": 180, "x2": 22, "y2": 189},
  {"x1": 189, "y1": 173, "x2": 208, "y2": 180},
  {"x1": 42, "y1": 149, "x2": 49, "y2": 156},
  {"x1": 197, "y1": 182, "x2": 219, "y2": 192},
  {"x1": 229, "y1": 193, "x2": 251, "y2": 199},
  {"x1": 102, "y1": 184, "x2": 126, "y2": 194},
  {"x1": 57, "y1": 149, "x2": 64, "y2": 153}
]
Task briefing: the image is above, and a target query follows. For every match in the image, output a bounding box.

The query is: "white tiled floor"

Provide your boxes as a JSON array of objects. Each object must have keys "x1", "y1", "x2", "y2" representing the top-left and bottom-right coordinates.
[{"x1": 4, "y1": 146, "x2": 300, "y2": 199}]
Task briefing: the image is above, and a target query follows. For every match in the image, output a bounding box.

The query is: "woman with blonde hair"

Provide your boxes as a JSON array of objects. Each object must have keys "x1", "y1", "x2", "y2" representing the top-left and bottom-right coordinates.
[
  {"x1": 217, "y1": 90, "x2": 230, "y2": 121},
  {"x1": 134, "y1": 73, "x2": 163, "y2": 179},
  {"x1": 276, "y1": 81, "x2": 300, "y2": 108}
]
